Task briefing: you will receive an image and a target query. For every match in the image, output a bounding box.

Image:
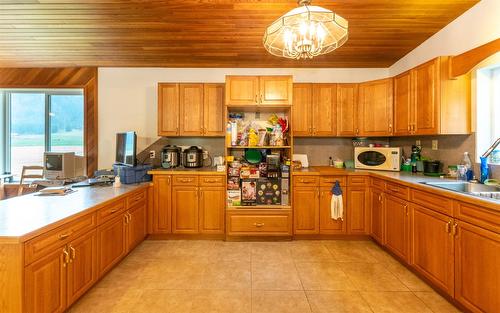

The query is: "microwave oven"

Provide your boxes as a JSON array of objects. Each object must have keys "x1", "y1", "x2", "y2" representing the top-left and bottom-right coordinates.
[{"x1": 354, "y1": 147, "x2": 402, "y2": 171}]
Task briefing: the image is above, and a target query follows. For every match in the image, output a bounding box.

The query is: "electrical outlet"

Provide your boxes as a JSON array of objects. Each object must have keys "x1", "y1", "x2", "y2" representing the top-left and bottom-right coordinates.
[
  {"x1": 416, "y1": 140, "x2": 421, "y2": 146},
  {"x1": 432, "y1": 140, "x2": 438, "y2": 150},
  {"x1": 149, "y1": 150, "x2": 156, "y2": 159},
  {"x1": 203, "y1": 150, "x2": 209, "y2": 159}
]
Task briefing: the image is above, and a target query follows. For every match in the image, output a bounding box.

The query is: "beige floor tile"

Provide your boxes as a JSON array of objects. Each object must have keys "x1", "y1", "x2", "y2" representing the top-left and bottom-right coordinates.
[
  {"x1": 137, "y1": 260, "x2": 206, "y2": 289},
  {"x1": 290, "y1": 241, "x2": 335, "y2": 262},
  {"x1": 252, "y1": 261, "x2": 303, "y2": 290},
  {"x1": 251, "y1": 242, "x2": 294, "y2": 263},
  {"x1": 252, "y1": 290, "x2": 312, "y2": 313},
  {"x1": 306, "y1": 291, "x2": 373, "y2": 313},
  {"x1": 385, "y1": 261, "x2": 433, "y2": 292},
  {"x1": 414, "y1": 291, "x2": 463, "y2": 313},
  {"x1": 201, "y1": 261, "x2": 251, "y2": 290},
  {"x1": 128, "y1": 289, "x2": 193, "y2": 313},
  {"x1": 68, "y1": 287, "x2": 142, "y2": 313},
  {"x1": 339, "y1": 262, "x2": 409, "y2": 291},
  {"x1": 296, "y1": 262, "x2": 356, "y2": 291},
  {"x1": 324, "y1": 240, "x2": 378, "y2": 263},
  {"x1": 190, "y1": 289, "x2": 252, "y2": 313},
  {"x1": 212, "y1": 241, "x2": 252, "y2": 262},
  {"x1": 95, "y1": 257, "x2": 151, "y2": 289},
  {"x1": 361, "y1": 291, "x2": 432, "y2": 313}
]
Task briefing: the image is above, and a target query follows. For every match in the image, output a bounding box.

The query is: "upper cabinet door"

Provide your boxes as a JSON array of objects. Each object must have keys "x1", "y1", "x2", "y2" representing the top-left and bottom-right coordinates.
[
  {"x1": 393, "y1": 71, "x2": 412, "y2": 136},
  {"x1": 292, "y1": 83, "x2": 313, "y2": 136},
  {"x1": 312, "y1": 84, "x2": 337, "y2": 136},
  {"x1": 259, "y1": 76, "x2": 293, "y2": 105},
  {"x1": 203, "y1": 84, "x2": 225, "y2": 136},
  {"x1": 179, "y1": 84, "x2": 204, "y2": 136},
  {"x1": 358, "y1": 78, "x2": 393, "y2": 136},
  {"x1": 336, "y1": 84, "x2": 359, "y2": 136},
  {"x1": 225, "y1": 76, "x2": 259, "y2": 105},
  {"x1": 413, "y1": 58, "x2": 440, "y2": 135},
  {"x1": 158, "y1": 83, "x2": 179, "y2": 136}
]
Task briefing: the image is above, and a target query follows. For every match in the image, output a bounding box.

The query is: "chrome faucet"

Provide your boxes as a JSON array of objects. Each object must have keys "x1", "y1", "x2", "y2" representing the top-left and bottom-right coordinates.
[
  {"x1": 480, "y1": 137, "x2": 500, "y2": 183},
  {"x1": 482, "y1": 137, "x2": 500, "y2": 158}
]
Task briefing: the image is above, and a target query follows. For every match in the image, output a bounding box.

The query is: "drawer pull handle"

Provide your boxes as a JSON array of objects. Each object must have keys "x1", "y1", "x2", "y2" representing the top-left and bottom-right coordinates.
[
  {"x1": 58, "y1": 232, "x2": 72, "y2": 240},
  {"x1": 180, "y1": 178, "x2": 193, "y2": 182},
  {"x1": 388, "y1": 187, "x2": 399, "y2": 192},
  {"x1": 110, "y1": 208, "x2": 119, "y2": 213},
  {"x1": 204, "y1": 179, "x2": 218, "y2": 183},
  {"x1": 253, "y1": 222, "x2": 265, "y2": 227}
]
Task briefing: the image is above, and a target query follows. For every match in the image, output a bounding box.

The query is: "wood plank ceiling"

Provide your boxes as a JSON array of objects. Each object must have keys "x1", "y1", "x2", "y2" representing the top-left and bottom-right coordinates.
[{"x1": 0, "y1": 0, "x2": 479, "y2": 68}]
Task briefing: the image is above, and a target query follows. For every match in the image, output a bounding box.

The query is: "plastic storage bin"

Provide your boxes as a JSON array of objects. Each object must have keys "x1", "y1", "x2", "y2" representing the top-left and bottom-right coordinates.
[{"x1": 113, "y1": 164, "x2": 152, "y2": 184}]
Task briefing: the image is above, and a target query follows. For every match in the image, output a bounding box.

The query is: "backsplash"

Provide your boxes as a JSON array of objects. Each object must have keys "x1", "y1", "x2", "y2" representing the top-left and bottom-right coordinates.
[{"x1": 293, "y1": 138, "x2": 356, "y2": 166}]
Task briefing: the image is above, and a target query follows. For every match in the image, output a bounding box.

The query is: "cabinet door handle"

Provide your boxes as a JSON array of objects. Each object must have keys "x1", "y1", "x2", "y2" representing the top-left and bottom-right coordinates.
[
  {"x1": 378, "y1": 194, "x2": 382, "y2": 202},
  {"x1": 255, "y1": 94, "x2": 258, "y2": 103},
  {"x1": 445, "y1": 220, "x2": 452, "y2": 233},
  {"x1": 404, "y1": 205, "x2": 408, "y2": 216},
  {"x1": 253, "y1": 222, "x2": 264, "y2": 227},
  {"x1": 356, "y1": 128, "x2": 359, "y2": 135},
  {"x1": 128, "y1": 212, "x2": 132, "y2": 221},
  {"x1": 388, "y1": 124, "x2": 392, "y2": 133},
  {"x1": 451, "y1": 222, "x2": 458, "y2": 237},
  {"x1": 260, "y1": 94, "x2": 263, "y2": 103},
  {"x1": 124, "y1": 214, "x2": 129, "y2": 224},
  {"x1": 317, "y1": 191, "x2": 320, "y2": 199},
  {"x1": 62, "y1": 248, "x2": 70, "y2": 267},
  {"x1": 69, "y1": 245, "x2": 76, "y2": 262},
  {"x1": 407, "y1": 125, "x2": 411, "y2": 132}
]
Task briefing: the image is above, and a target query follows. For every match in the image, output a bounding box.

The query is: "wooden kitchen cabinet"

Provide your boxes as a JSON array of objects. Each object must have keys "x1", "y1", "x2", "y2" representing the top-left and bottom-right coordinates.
[
  {"x1": 25, "y1": 248, "x2": 67, "y2": 313},
  {"x1": 158, "y1": 83, "x2": 180, "y2": 136},
  {"x1": 97, "y1": 214, "x2": 127, "y2": 276},
  {"x1": 199, "y1": 186, "x2": 225, "y2": 234},
  {"x1": 127, "y1": 203, "x2": 147, "y2": 251},
  {"x1": 337, "y1": 83, "x2": 359, "y2": 136},
  {"x1": 172, "y1": 186, "x2": 199, "y2": 234},
  {"x1": 319, "y1": 187, "x2": 346, "y2": 234},
  {"x1": 203, "y1": 84, "x2": 225, "y2": 136},
  {"x1": 412, "y1": 58, "x2": 439, "y2": 135},
  {"x1": 411, "y1": 204, "x2": 454, "y2": 296},
  {"x1": 293, "y1": 186, "x2": 320, "y2": 234},
  {"x1": 346, "y1": 186, "x2": 368, "y2": 234},
  {"x1": 370, "y1": 187, "x2": 384, "y2": 244},
  {"x1": 393, "y1": 71, "x2": 412, "y2": 136},
  {"x1": 225, "y1": 75, "x2": 292, "y2": 106},
  {"x1": 454, "y1": 221, "x2": 500, "y2": 313},
  {"x1": 66, "y1": 230, "x2": 97, "y2": 306},
  {"x1": 292, "y1": 84, "x2": 313, "y2": 136},
  {"x1": 358, "y1": 78, "x2": 393, "y2": 136},
  {"x1": 384, "y1": 194, "x2": 410, "y2": 261},
  {"x1": 179, "y1": 83, "x2": 204, "y2": 136},
  {"x1": 153, "y1": 175, "x2": 172, "y2": 234}
]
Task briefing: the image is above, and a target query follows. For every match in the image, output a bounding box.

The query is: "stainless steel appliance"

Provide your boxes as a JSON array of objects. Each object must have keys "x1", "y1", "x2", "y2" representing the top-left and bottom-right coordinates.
[
  {"x1": 182, "y1": 146, "x2": 204, "y2": 168},
  {"x1": 161, "y1": 145, "x2": 181, "y2": 168},
  {"x1": 354, "y1": 147, "x2": 401, "y2": 171}
]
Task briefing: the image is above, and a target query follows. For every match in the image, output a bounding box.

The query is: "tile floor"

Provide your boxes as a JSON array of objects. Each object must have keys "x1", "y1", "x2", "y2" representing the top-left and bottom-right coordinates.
[{"x1": 68, "y1": 240, "x2": 462, "y2": 313}]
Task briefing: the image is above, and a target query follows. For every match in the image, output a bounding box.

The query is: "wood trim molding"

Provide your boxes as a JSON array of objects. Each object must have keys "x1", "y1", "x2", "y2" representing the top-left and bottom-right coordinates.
[
  {"x1": 450, "y1": 38, "x2": 500, "y2": 77},
  {"x1": 0, "y1": 67, "x2": 98, "y2": 177}
]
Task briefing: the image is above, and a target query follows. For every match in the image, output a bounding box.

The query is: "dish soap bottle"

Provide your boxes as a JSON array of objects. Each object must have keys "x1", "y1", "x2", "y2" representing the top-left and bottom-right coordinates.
[{"x1": 461, "y1": 152, "x2": 474, "y2": 181}]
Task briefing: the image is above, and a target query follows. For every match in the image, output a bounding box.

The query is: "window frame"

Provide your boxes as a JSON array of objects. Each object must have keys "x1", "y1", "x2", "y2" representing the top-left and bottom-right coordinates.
[{"x1": 2, "y1": 88, "x2": 84, "y2": 175}]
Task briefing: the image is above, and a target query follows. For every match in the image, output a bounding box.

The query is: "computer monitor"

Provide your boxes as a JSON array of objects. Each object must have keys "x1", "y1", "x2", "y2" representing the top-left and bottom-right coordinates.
[
  {"x1": 115, "y1": 131, "x2": 137, "y2": 167},
  {"x1": 44, "y1": 152, "x2": 76, "y2": 179}
]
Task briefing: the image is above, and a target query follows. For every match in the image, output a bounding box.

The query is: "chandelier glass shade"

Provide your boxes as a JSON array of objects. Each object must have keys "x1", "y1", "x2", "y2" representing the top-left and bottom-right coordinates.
[{"x1": 263, "y1": 0, "x2": 348, "y2": 59}]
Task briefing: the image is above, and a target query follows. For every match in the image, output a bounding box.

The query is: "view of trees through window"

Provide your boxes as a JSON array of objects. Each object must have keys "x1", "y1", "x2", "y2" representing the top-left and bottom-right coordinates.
[{"x1": 8, "y1": 91, "x2": 84, "y2": 178}]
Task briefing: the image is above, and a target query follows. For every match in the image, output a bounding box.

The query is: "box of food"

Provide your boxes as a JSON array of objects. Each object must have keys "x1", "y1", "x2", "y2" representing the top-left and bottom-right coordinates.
[
  {"x1": 256, "y1": 178, "x2": 281, "y2": 205},
  {"x1": 228, "y1": 166, "x2": 241, "y2": 177},
  {"x1": 241, "y1": 179, "x2": 257, "y2": 206},
  {"x1": 227, "y1": 177, "x2": 240, "y2": 190},
  {"x1": 227, "y1": 190, "x2": 241, "y2": 207}
]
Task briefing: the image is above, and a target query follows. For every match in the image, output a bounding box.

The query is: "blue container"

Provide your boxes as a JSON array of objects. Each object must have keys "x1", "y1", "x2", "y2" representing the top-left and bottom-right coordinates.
[
  {"x1": 480, "y1": 156, "x2": 489, "y2": 183},
  {"x1": 113, "y1": 164, "x2": 152, "y2": 184}
]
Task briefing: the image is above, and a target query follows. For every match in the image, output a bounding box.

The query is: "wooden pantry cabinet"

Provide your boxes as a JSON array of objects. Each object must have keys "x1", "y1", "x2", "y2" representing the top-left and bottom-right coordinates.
[
  {"x1": 393, "y1": 57, "x2": 471, "y2": 136},
  {"x1": 225, "y1": 75, "x2": 292, "y2": 106},
  {"x1": 292, "y1": 83, "x2": 337, "y2": 136},
  {"x1": 157, "y1": 83, "x2": 224, "y2": 136}
]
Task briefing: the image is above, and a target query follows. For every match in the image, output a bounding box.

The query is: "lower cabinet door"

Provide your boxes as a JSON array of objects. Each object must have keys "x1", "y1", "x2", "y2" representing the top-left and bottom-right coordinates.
[
  {"x1": 411, "y1": 204, "x2": 454, "y2": 295},
  {"x1": 293, "y1": 186, "x2": 320, "y2": 234},
  {"x1": 25, "y1": 248, "x2": 67, "y2": 313},
  {"x1": 153, "y1": 175, "x2": 172, "y2": 234},
  {"x1": 199, "y1": 186, "x2": 225, "y2": 234},
  {"x1": 172, "y1": 186, "x2": 199, "y2": 234},
  {"x1": 346, "y1": 187, "x2": 369, "y2": 234},
  {"x1": 97, "y1": 215, "x2": 127, "y2": 276},
  {"x1": 370, "y1": 188, "x2": 384, "y2": 243},
  {"x1": 67, "y1": 230, "x2": 97, "y2": 306},
  {"x1": 319, "y1": 187, "x2": 346, "y2": 234},
  {"x1": 455, "y1": 221, "x2": 500, "y2": 313},
  {"x1": 384, "y1": 194, "x2": 410, "y2": 261},
  {"x1": 128, "y1": 203, "x2": 147, "y2": 251}
]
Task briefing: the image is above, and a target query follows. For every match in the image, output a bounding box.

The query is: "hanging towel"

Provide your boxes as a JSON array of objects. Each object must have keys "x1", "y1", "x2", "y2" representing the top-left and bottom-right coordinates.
[{"x1": 330, "y1": 181, "x2": 343, "y2": 220}]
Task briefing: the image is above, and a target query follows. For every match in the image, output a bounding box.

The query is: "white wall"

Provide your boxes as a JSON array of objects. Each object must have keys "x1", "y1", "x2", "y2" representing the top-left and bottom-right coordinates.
[
  {"x1": 390, "y1": 0, "x2": 500, "y2": 75},
  {"x1": 98, "y1": 67, "x2": 389, "y2": 167}
]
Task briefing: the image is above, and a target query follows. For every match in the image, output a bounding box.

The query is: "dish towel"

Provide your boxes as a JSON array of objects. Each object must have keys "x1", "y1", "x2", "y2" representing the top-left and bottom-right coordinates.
[{"x1": 330, "y1": 181, "x2": 343, "y2": 220}]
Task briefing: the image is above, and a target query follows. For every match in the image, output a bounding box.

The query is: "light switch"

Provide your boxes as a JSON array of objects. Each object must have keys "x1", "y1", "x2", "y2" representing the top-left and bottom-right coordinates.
[
  {"x1": 416, "y1": 140, "x2": 421, "y2": 146},
  {"x1": 432, "y1": 140, "x2": 438, "y2": 150}
]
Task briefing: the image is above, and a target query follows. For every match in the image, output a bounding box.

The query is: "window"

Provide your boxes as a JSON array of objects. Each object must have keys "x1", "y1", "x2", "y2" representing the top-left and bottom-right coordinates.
[
  {"x1": 476, "y1": 66, "x2": 500, "y2": 164},
  {"x1": 2, "y1": 89, "x2": 84, "y2": 178}
]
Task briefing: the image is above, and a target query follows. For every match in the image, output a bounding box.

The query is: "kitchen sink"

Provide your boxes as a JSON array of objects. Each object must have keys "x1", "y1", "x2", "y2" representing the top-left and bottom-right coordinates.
[{"x1": 421, "y1": 181, "x2": 500, "y2": 200}]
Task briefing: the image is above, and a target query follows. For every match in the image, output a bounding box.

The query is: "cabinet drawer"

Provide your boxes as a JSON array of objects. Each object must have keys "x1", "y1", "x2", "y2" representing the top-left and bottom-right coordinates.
[
  {"x1": 347, "y1": 176, "x2": 368, "y2": 186},
  {"x1": 25, "y1": 213, "x2": 96, "y2": 265},
  {"x1": 454, "y1": 201, "x2": 500, "y2": 233},
  {"x1": 294, "y1": 176, "x2": 319, "y2": 186},
  {"x1": 411, "y1": 189, "x2": 452, "y2": 216},
  {"x1": 320, "y1": 176, "x2": 346, "y2": 187},
  {"x1": 127, "y1": 189, "x2": 147, "y2": 208},
  {"x1": 385, "y1": 181, "x2": 410, "y2": 200},
  {"x1": 199, "y1": 175, "x2": 225, "y2": 186},
  {"x1": 227, "y1": 212, "x2": 291, "y2": 235},
  {"x1": 97, "y1": 199, "x2": 127, "y2": 224},
  {"x1": 371, "y1": 177, "x2": 386, "y2": 189},
  {"x1": 173, "y1": 175, "x2": 199, "y2": 186}
]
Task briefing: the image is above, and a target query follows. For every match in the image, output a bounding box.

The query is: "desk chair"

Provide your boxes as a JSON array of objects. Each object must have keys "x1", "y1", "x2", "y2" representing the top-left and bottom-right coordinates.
[{"x1": 18, "y1": 166, "x2": 44, "y2": 196}]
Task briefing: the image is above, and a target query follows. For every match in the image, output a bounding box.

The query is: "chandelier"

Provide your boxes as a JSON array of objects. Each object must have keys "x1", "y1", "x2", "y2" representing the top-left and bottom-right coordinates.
[{"x1": 263, "y1": 0, "x2": 348, "y2": 60}]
